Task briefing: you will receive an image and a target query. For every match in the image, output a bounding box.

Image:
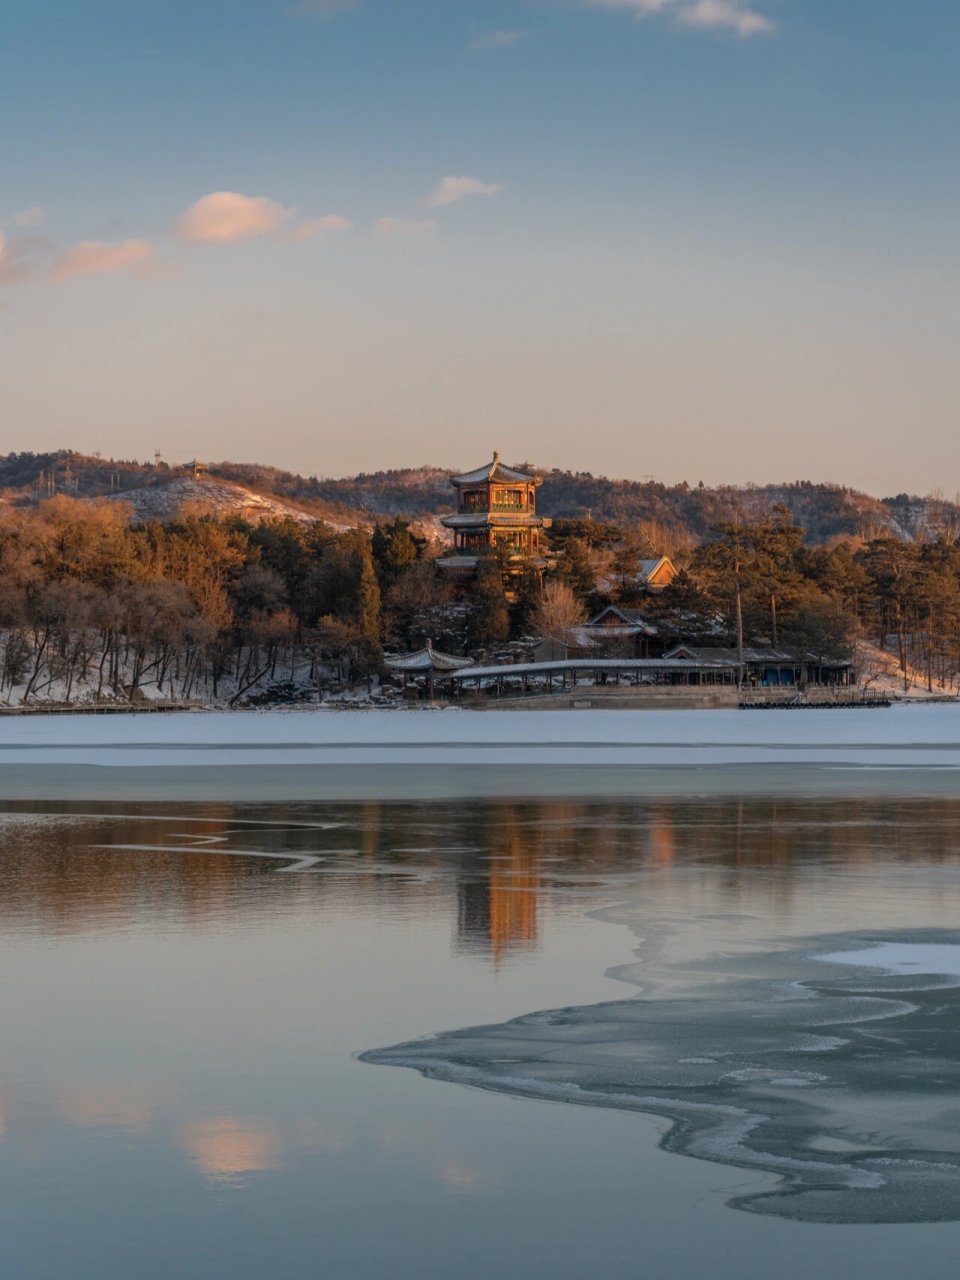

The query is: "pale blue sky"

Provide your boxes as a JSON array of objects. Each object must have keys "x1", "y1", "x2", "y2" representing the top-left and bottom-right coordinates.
[{"x1": 1, "y1": 1, "x2": 957, "y2": 494}]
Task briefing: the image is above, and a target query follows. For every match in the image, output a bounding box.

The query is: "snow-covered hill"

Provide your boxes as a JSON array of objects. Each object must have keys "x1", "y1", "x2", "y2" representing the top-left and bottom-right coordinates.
[{"x1": 106, "y1": 475, "x2": 333, "y2": 526}]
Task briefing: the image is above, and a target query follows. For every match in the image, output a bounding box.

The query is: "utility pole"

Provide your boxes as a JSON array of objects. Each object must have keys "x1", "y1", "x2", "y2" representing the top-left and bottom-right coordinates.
[{"x1": 734, "y1": 512, "x2": 744, "y2": 688}]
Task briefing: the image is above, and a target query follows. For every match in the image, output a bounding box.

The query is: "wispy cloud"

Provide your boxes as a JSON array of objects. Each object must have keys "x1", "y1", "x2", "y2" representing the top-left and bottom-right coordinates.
[
  {"x1": 175, "y1": 192, "x2": 296, "y2": 244},
  {"x1": 469, "y1": 29, "x2": 527, "y2": 53},
  {"x1": 52, "y1": 239, "x2": 156, "y2": 282},
  {"x1": 425, "y1": 176, "x2": 502, "y2": 209},
  {"x1": 375, "y1": 217, "x2": 436, "y2": 240},
  {"x1": 11, "y1": 206, "x2": 46, "y2": 229},
  {"x1": 584, "y1": 0, "x2": 773, "y2": 37},
  {"x1": 289, "y1": 214, "x2": 353, "y2": 241}
]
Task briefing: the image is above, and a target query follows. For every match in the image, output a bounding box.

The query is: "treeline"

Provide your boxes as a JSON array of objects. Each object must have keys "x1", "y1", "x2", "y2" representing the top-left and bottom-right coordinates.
[
  {"x1": 3, "y1": 495, "x2": 960, "y2": 705},
  {"x1": 0, "y1": 500, "x2": 458, "y2": 704},
  {"x1": 551, "y1": 507, "x2": 960, "y2": 690}
]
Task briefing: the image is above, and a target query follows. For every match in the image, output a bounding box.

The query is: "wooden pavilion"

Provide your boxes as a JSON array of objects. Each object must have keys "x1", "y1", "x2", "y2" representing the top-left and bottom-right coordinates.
[
  {"x1": 385, "y1": 641, "x2": 473, "y2": 699},
  {"x1": 436, "y1": 452, "x2": 551, "y2": 596}
]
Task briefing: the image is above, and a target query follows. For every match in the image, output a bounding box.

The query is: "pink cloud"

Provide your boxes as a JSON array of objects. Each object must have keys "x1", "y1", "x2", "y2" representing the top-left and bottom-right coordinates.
[
  {"x1": 290, "y1": 214, "x2": 353, "y2": 241},
  {"x1": 52, "y1": 239, "x2": 155, "y2": 282},
  {"x1": 175, "y1": 191, "x2": 296, "y2": 244}
]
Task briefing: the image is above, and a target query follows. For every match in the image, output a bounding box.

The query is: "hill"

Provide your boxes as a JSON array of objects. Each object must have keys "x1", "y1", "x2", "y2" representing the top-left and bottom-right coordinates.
[{"x1": 0, "y1": 449, "x2": 955, "y2": 545}]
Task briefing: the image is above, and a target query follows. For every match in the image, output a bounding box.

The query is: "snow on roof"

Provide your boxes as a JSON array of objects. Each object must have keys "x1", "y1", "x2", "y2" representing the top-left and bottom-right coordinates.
[
  {"x1": 452, "y1": 657, "x2": 731, "y2": 680},
  {"x1": 450, "y1": 452, "x2": 542, "y2": 488},
  {"x1": 586, "y1": 606, "x2": 656, "y2": 629},
  {"x1": 385, "y1": 645, "x2": 474, "y2": 674},
  {"x1": 441, "y1": 512, "x2": 548, "y2": 528},
  {"x1": 664, "y1": 645, "x2": 808, "y2": 665}
]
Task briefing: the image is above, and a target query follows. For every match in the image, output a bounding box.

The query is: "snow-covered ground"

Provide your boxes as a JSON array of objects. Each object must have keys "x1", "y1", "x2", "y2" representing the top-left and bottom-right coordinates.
[{"x1": 1, "y1": 704, "x2": 960, "y2": 798}]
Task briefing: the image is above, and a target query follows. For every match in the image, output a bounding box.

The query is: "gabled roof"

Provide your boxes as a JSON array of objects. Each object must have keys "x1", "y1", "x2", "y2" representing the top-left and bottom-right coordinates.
[
  {"x1": 450, "y1": 452, "x2": 542, "y2": 488},
  {"x1": 639, "y1": 556, "x2": 676, "y2": 579},
  {"x1": 587, "y1": 605, "x2": 652, "y2": 627},
  {"x1": 385, "y1": 643, "x2": 473, "y2": 674}
]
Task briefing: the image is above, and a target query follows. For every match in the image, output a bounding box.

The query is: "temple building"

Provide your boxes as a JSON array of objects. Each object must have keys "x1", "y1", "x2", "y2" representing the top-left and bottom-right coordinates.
[{"x1": 436, "y1": 452, "x2": 551, "y2": 593}]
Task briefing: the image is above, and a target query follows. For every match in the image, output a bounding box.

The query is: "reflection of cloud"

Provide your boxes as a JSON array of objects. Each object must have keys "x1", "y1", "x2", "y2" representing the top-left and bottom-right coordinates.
[
  {"x1": 57, "y1": 1085, "x2": 154, "y2": 1133},
  {"x1": 439, "y1": 1161, "x2": 488, "y2": 1191},
  {"x1": 180, "y1": 1117, "x2": 280, "y2": 1181},
  {"x1": 175, "y1": 191, "x2": 296, "y2": 244},
  {"x1": 295, "y1": 1118, "x2": 349, "y2": 1153}
]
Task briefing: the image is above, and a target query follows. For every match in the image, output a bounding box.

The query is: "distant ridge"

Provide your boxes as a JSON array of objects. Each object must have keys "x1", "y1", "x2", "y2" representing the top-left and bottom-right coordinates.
[{"x1": 0, "y1": 449, "x2": 955, "y2": 544}]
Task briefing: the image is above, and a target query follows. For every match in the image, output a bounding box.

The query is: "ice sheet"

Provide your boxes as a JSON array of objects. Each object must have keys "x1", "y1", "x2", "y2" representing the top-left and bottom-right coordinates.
[{"x1": 365, "y1": 929, "x2": 960, "y2": 1224}]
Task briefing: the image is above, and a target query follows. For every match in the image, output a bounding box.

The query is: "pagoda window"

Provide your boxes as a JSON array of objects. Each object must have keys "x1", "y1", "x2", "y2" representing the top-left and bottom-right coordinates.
[
  {"x1": 493, "y1": 488, "x2": 525, "y2": 509},
  {"x1": 494, "y1": 529, "x2": 530, "y2": 550},
  {"x1": 461, "y1": 489, "x2": 488, "y2": 511}
]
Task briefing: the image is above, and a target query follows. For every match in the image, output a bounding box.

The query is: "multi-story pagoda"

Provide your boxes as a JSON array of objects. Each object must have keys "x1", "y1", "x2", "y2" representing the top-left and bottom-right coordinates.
[{"x1": 437, "y1": 452, "x2": 551, "y2": 592}]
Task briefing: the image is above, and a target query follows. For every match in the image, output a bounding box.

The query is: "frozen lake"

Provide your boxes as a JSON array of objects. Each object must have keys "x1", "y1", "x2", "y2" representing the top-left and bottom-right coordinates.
[
  {"x1": 2, "y1": 782, "x2": 960, "y2": 1276},
  {"x1": 2, "y1": 704, "x2": 960, "y2": 799}
]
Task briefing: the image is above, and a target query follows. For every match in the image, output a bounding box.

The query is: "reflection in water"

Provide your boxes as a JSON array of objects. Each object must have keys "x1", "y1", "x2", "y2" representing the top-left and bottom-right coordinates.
[
  {"x1": 3, "y1": 795, "x2": 960, "y2": 948},
  {"x1": 3, "y1": 795, "x2": 960, "y2": 1271},
  {"x1": 180, "y1": 1118, "x2": 280, "y2": 1182}
]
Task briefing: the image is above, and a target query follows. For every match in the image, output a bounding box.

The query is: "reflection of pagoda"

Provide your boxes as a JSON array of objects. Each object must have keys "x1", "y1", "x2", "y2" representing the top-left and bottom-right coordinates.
[
  {"x1": 437, "y1": 452, "x2": 551, "y2": 593},
  {"x1": 456, "y1": 809, "x2": 540, "y2": 964}
]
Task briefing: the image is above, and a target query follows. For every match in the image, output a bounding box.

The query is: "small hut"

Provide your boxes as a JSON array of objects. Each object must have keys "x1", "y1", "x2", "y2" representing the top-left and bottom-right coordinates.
[{"x1": 385, "y1": 641, "x2": 473, "y2": 700}]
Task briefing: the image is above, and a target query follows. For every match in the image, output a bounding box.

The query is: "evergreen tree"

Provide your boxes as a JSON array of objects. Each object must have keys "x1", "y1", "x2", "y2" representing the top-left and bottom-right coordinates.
[{"x1": 468, "y1": 556, "x2": 509, "y2": 649}]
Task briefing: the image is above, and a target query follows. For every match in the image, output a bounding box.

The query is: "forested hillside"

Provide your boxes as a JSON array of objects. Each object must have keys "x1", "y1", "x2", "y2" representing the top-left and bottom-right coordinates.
[{"x1": 2, "y1": 450, "x2": 956, "y2": 546}]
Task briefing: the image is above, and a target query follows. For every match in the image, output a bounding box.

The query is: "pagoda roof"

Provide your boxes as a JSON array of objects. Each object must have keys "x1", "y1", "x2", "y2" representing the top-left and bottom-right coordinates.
[
  {"x1": 441, "y1": 512, "x2": 550, "y2": 529},
  {"x1": 450, "y1": 452, "x2": 542, "y2": 488},
  {"x1": 385, "y1": 643, "x2": 473, "y2": 674}
]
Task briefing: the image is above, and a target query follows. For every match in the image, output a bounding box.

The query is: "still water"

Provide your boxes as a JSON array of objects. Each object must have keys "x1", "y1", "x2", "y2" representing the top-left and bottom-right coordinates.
[{"x1": 2, "y1": 795, "x2": 960, "y2": 1277}]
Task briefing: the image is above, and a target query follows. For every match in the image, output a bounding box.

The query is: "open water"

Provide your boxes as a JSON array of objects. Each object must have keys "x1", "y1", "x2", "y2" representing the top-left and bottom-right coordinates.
[{"x1": 2, "y1": 793, "x2": 960, "y2": 1277}]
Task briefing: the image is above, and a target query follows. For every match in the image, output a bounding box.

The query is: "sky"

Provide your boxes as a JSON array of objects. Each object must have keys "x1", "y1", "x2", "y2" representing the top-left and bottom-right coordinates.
[{"x1": 1, "y1": 0, "x2": 958, "y2": 496}]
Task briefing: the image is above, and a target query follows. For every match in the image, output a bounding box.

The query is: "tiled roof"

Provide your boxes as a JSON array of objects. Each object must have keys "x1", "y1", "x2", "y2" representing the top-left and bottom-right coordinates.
[
  {"x1": 441, "y1": 512, "x2": 549, "y2": 528},
  {"x1": 450, "y1": 453, "x2": 541, "y2": 487},
  {"x1": 385, "y1": 645, "x2": 473, "y2": 673}
]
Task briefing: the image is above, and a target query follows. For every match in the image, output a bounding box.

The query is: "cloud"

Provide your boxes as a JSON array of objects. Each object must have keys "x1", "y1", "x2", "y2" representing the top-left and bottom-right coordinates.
[
  {"x1": 52, "y1": 239, "x2": 156, "y2": 282},
  {"x1": 678, "y1": 0, "x2": 773, "y2": 35},
  {"x1": 584, "y1": 0, "x2": 773, "y2": 37},
  {"x1": 469, "y1": 29, "x2": 527, "y2": 53},
  {"x1": 289, "y1": 214, "x2": 352, "y2": 241},
  {"x1": 375, "y1": 217, "x2": 436, "y2": 240},
  {"x1": 175, "y1": 191, "x2": 296, "y2": 244},
  {"x1": 12, "y1": 206, "x2": 45, "y2": 229},
  {"x1": 425, "y1": 176, "x2": 502, "y2": 209}
]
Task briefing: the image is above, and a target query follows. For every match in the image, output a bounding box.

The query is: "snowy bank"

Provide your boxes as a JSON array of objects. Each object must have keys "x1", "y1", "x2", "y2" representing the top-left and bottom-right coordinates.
[{"x1": 2, "y1": 705, "x2": 960, "y2": 800}]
